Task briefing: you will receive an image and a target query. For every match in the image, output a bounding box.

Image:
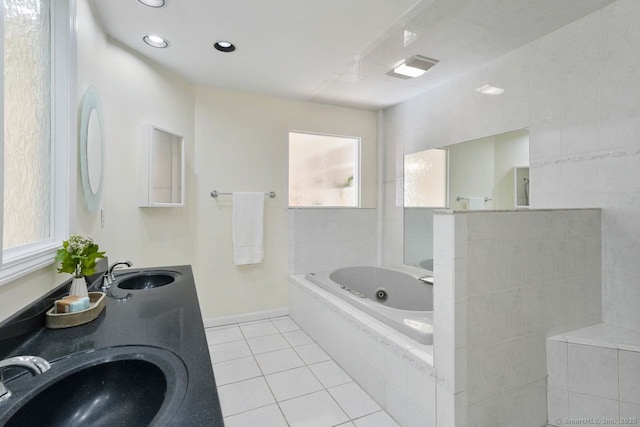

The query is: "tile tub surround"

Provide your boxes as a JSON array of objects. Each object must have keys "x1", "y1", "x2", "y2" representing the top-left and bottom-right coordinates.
[
  {"x1": 433, "y1": 209, "x2": 602, "y2": 427},
  {"x1": 289, "y1": 275, "x2": 436, "y2": 427},
  {"x1": 206, "y1": 316, "x2": 401, "y2": 427},
  {"x1": 288, "y1": 208, "x2": 378, "y2": 275},
  {"x1": 547, "y1": 323, "x2": 640, "y2": 427}
]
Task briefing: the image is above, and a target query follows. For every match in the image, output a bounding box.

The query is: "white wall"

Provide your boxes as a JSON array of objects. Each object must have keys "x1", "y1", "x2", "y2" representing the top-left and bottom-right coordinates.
[
  {"x1": 0, "y1": 268, "x2": 58, "y2": 322},
  {"x1": 193, "y1": 86, "x2": 377, "y2": 319},
  {"x1": 75, "y1": 1, "x2": 196, "y2": 271},
  {"x1": 383, "y1": 0, "x2": 640, "y2": 331},
  {"x1": 528, "y1": 0, "x2": 640, "y2": 330},
  {"x1": 288, "y1": 208, "x2": 377, "y2": 274}
]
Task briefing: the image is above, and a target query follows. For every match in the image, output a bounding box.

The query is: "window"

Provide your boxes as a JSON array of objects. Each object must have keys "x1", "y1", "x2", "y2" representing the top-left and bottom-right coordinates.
[
  {"x1": 288, "y1": 131, "x2": 360, "y2": 207},
  {"x1": 0, "y1": 0, "x2": 74, "y2": 285},
  {"x1": 404, "y1": 149, "x2": 447, "y2": 207}
]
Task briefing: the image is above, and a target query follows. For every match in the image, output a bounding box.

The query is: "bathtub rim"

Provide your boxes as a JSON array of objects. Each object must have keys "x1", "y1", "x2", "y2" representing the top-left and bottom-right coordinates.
[
  {"x1": 289, "y1": 274, "x2": 434, "y2": 367},
  {"x1": 306, "y1": 265, "x2": 433, "y2": 344},
  {"x1": 326, "y1": 264, "x2": 433, "y2": 280}
]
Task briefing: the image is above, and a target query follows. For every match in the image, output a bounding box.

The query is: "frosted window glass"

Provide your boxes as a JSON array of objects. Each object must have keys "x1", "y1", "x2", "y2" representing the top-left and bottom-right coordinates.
[
  {"x1": 289, "y1": 132, "x2": 359, "y2": 207},
  {"x1": 2, "y1": 0, "x2": 52, "y2": 250},
  {"x1": 404, "y1": 149, "x2": 447, "y2": 207}
]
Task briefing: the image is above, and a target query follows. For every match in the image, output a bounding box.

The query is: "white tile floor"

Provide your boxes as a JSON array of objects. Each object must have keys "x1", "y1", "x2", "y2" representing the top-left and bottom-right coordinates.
[{"x1": 206, "y1": 316, "x2": 401, "y2": 427}]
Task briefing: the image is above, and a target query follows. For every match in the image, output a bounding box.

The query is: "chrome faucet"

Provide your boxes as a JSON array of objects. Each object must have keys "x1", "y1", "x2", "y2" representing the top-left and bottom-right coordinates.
[
  {"x1": 418, "y1": 275, "x2": 434, "y2": 285},
  {"x1": 0, "y1": 356, "x2": 51, "y2": 403},
  {"x1": 101, "y1": 260, "x2": 133, "y2": 291}
]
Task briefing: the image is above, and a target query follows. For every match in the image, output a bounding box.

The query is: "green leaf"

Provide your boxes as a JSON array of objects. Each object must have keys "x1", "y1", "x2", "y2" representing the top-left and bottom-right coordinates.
[{"x1": 55, "y1": 236, "x2": 106, "y2": 277}]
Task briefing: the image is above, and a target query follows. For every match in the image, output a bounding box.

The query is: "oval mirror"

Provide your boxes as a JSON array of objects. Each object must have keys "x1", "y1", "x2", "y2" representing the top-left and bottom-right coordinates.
[{"x1": 79, "y1": 86, "x2": 104, "y2": 213}]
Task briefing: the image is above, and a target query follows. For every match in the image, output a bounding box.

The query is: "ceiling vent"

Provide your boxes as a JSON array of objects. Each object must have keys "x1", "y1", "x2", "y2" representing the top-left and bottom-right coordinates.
[{"x1": 387, "y1": 55, "x2": 439, "y2": 79}]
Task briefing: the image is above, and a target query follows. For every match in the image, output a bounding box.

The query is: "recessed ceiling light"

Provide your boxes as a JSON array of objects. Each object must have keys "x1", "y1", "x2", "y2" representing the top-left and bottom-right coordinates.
[
  {"x1": 475, "y1": 84, "x2": 504, "y2": 95},
  {"x1": 394, "y1": 63, "x2": 427, "y2": 78},
  {"x1": 138, "y1": 0, "x2": 166, "y2": 7},
  {"x1": 143, "y1": 35, "x2": 169, "y2": 48},
  {"x1": 387, "y1": 55, "x2": 439, "y2": 79},
  {"x1": 213, "y1": 41, "x2": 236, "y2": 53}
]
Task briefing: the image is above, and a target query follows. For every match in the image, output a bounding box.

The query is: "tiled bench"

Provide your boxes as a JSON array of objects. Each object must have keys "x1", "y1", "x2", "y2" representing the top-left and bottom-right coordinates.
[{"x1": 546, "y1": 323, "x2": 640, "y2": 426}]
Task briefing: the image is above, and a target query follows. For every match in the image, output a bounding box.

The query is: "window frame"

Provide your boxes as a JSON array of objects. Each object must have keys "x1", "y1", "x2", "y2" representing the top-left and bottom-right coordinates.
[
  {"x1": 288, "y1": 130, "x2": 362, "y2": 208},
  {"x1": 0, "y1": 0, "x2": 76, "y2": 286}
]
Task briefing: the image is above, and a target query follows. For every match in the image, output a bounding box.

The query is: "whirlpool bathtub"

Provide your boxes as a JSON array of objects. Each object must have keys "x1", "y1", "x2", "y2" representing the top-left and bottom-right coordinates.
[{"x1": 305, "y1": 266, "x2": 433, "y2": 344}]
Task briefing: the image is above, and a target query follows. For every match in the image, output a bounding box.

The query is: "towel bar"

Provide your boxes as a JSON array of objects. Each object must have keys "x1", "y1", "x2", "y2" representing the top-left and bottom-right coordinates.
[
  {"x1": 210, "y1": 190, "x2": 276, "y2": 198},
  {"x1": 456, "y1": 196, "x2": 491, "y2": 202}
]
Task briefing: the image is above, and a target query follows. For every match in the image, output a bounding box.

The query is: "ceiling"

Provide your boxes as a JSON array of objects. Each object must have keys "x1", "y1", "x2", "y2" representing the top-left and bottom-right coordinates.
[{"x1": 92, "y1": 0, "x2": 616, "y2": 111}]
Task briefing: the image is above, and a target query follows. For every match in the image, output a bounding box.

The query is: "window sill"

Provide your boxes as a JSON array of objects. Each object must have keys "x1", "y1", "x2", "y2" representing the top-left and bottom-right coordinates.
[{"x1": 0, "y1": 243, "x2": 59, "y2": 287}]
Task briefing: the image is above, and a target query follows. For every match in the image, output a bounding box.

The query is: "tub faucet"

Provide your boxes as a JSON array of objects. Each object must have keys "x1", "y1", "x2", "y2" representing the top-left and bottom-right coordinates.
[
  {"x1": 0, "y1": 356, "x2": 51, "y2": 403},
  {"x1": 101, "y1": 260, "x2": 133, "y2": 291},
  {"x1": 418, "y1": 275, "x2": 434, "y2": 285}
]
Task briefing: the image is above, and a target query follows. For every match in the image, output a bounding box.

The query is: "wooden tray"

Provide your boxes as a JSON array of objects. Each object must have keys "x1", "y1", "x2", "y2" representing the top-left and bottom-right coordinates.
[{"x1": 45, "y1": 292, "x2": 106, "y2": 329}]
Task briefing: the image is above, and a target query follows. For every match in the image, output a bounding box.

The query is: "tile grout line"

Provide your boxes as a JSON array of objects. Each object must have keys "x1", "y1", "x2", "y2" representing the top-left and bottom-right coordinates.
[
  {"x1": 210, "y1": 321, "x2": 306, "y2": 420},
  {"x1": 215, "y1": 319, "x2": 317, "y2": 422},
  {"x1": 255, "y1": 322, "x2": 340, "y2": 420},
  {"x1": 266, "y1": 316, "x2": 294, "y2": 427},
  {"x1": 221, "y1": 321, "x2": 281, "y2": 421},
  {"x1": 229, "y1": 319, "x2": 312, "y2": 424},
  {"x1": 222, "y1": 401, "x2": 279, "y2": 421}
]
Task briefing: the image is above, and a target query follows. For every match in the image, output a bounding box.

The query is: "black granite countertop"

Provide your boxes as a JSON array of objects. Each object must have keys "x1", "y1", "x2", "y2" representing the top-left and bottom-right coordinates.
[{"x1": 0, "y1": 264, "x2": 222, "y2": 426}]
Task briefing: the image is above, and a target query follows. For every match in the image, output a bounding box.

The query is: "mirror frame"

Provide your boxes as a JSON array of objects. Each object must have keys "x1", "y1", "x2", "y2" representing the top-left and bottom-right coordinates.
[{"x1": 79, "y1": 86, "x2": 105, "y2": 213}]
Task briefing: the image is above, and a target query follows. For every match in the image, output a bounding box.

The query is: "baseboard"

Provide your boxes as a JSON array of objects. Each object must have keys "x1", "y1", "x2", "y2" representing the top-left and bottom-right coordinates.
[{"x1": 203, "y1": 307, "x2": 289, "y2": 328}]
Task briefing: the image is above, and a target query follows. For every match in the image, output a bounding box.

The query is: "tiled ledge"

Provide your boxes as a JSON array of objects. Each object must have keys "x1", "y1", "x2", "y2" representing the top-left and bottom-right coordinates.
[
  {"x1": 546, "y1": 323, "x2": 640, "y2": 426},
  {"x1": 433, "y1": 207, "x2": 601, "y2": 215},
  {"x1": 548, "y1": 322, "x2": 640, "y2": 353}
]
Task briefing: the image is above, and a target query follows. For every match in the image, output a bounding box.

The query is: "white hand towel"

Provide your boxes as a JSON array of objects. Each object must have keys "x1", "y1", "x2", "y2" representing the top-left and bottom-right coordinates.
[
  {"x1": 467, "y1": 197, "x2": 485, "y2": 210},
  {"x1": 232, "y1": 192, "x2": 265, "y2": 265}
]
